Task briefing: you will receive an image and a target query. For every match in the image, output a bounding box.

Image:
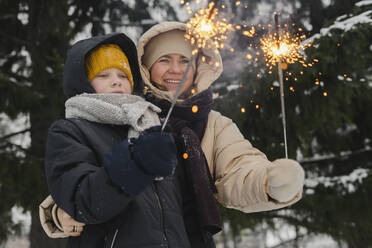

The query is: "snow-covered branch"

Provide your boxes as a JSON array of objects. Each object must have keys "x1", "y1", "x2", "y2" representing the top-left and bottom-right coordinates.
[{"x1": 0, "y1": 128, "x2": 31, "y2": 142}]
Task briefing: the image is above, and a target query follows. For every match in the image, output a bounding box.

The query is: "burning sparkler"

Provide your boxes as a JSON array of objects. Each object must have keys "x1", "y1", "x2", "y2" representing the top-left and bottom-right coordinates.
[
  {"x1": 274, "y1": 14, "x2": 289, "y2": 158},
  {"x1": 258, "y1": 13, "x2": 316, "y2": 158},
  {"x1": 260, "y1": 19, "x2": 313, "y2": 73},
  {"x1": 185, "y1": 0, "x2": 234, "y2": 51},
  {"x1": 161, "y1": 0, "x2": 234, "y2": 131}
]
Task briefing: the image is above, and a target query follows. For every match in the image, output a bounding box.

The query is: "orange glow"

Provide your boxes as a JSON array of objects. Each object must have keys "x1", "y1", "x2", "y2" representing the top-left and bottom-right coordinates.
[
  {"x1": 192, "y1": 105, "x2": 199, "y2": 113},
  {"x1": 281, "y1": 62, "x2": 288, "y2": 70}
]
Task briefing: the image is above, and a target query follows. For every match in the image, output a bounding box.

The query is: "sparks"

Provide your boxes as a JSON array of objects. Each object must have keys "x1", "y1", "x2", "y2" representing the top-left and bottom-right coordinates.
[
  {"x1": 242, "y1": 26, "x2": 256, "y2": 37},
  {"x1": 260, "y1": 31, "x2": 311, "y2": 70},
  {"x1": 185, "y1": 1, "x2": 234, "y2": 50}
]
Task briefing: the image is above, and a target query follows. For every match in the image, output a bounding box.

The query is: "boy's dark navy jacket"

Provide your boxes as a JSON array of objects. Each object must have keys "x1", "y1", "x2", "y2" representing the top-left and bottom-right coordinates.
[{"x1": 45, "y1": 34, "x2": 199, "y2": 248}]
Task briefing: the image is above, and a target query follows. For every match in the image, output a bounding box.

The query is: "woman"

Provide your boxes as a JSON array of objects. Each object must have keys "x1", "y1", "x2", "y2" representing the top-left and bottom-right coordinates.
[{"x1": 40, "y1": 22, "x2": 304, "y2": 247}]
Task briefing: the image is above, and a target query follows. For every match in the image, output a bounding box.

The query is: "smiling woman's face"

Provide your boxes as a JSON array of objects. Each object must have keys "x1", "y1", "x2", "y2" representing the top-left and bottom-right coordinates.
[
  {"x1": 90, "y1": 68, "x2": 132, "y2": 94},
  {"x1": 150, "y1": 53, "x2": 194, "y2": 97}
]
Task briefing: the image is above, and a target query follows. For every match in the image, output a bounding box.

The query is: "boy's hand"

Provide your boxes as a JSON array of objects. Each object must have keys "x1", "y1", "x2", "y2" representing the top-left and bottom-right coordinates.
[
  {"x1": 267, "y1": 159, "x2": 305, "y2": 202},
  {"x1": 131, "y1": 125, "x2": 177, "y2": 177},
  {"x1": 57, "y1": 208, "x2": 85, "y2": 237},
  {"x1": 103, "y1": 125, "x2": 177, "y2": 196}
]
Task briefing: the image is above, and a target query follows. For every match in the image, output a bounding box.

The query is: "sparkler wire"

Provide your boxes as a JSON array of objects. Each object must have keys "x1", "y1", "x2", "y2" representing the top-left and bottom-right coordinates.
[
  {"x1": 275, "y1": 13, "x2": 289, "y2": 158},
  {"x1": 278, "y1": 62, "x2": 288, "y2": 158},
  {"x1": 157, "y1": 54, "x2": 194, "y2": 181},
  {"x1": 161, "y1": 0, "x2": 221, "y2": 132},
  {"x1": 161, "y1": 54, "x2": 195, "y2": 132}
]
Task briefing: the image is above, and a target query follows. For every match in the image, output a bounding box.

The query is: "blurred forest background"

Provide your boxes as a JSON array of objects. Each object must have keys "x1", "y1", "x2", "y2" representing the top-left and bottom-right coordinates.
[{"x1": 0, "y1": 0, "x2": 371, "y2": 247}]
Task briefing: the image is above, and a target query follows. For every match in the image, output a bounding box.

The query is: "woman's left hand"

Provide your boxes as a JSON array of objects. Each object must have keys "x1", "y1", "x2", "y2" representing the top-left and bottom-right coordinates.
[
  {"x1": 57, "y1": 208, "x2": 85, "y2": 237},
  {"x1": 266, "y1": 159, "x2": 305, "y2": 202}
]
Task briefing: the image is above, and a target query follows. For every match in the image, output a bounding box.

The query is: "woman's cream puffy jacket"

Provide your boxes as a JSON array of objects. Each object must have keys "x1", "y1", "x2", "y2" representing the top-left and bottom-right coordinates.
[{"x1": 137, "y1": 22, "x2": 303, "y2": 212}]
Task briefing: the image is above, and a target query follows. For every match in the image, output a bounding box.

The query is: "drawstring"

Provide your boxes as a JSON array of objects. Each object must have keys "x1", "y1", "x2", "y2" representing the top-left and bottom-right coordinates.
[{"x1": 110, "y1": 229, "x2": 119, "y2": 248}]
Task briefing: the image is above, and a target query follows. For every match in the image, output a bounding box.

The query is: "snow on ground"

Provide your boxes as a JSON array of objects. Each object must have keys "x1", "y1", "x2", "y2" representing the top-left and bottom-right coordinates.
[{"x1": 214, "y1": 219, "x2": 344, "y2": 248}]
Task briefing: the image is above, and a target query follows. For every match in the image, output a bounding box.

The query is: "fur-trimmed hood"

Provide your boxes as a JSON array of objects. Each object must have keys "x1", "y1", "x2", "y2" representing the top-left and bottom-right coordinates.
[{"x1": 137, "y1": 22, "x2": 223, "y2": 102}]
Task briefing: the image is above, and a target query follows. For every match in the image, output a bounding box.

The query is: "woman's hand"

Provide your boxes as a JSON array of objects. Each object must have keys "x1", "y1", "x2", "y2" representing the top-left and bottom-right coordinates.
[
  {"x1": 57, "y1": 208, "x2": 85, "y2": 237},
  {"x1": 267, "y1": 159, "x2": 305, "y2": 203}
]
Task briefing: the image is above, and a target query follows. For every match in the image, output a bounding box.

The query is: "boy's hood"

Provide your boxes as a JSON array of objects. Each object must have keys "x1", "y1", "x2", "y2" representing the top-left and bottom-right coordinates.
[
  {"x1": 137, "y1": 22, "x2": 223, "y2": 102},
  {"x1": 63, "y1": 33, "x2": 143, "y2": 98}
]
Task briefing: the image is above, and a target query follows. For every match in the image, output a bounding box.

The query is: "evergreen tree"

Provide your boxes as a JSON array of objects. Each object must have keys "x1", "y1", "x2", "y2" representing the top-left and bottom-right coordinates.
[
  {"x1": 214, "y1": 2, "x2": 372, "y2": 246},
  {"x1": 0, "y1": 1, "x2": 106, "y2": 246}
]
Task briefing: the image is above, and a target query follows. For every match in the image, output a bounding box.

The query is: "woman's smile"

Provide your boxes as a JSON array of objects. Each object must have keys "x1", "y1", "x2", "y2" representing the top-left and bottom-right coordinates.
[{"x1": 150, "y1": 54, "x2": 194, "y2": 96}]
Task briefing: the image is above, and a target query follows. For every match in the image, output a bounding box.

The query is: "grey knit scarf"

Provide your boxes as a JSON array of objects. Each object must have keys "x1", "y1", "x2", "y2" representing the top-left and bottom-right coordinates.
[{"x1": 65, "y1": 93, "x2": 161, "y2": 138}]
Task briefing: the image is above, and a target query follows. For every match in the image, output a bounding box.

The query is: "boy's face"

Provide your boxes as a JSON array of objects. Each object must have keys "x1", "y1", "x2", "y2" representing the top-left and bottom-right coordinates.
[
  {"x1": 90, "y1": 68, "x2": 132, "y2": 94},
  {"x1": 150, "y1": 53, "x2": 194, "y2": 97}
]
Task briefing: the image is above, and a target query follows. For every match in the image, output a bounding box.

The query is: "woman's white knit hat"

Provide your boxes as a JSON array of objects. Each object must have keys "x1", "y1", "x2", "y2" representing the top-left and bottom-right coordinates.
[{"x1": 142, "y1": 30, "x2": 194, "y2": 69}]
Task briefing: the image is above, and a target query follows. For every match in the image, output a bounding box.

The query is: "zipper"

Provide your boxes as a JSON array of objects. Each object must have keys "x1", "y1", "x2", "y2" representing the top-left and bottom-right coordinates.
[
  {"x1": 109, "y1": 185, "x2": 169, "y2": 248},
  {"x1": 152, "y1": 183, "x2": 169, "y2": 247}
]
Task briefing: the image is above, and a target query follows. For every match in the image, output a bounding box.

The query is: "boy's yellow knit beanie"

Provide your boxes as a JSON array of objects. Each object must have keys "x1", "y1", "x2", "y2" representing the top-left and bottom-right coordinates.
[{"x1": 85, "y1": 44, "x2": 133, "y2": 90}]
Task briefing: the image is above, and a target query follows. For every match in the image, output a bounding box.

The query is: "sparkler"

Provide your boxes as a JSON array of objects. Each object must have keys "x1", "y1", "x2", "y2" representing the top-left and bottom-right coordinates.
[
  {"x1": 258, "y1": 13, "x2": 316, "y2": 158},
  {"x1": 161, "y1": 57, "x2": 194, "y2": 131},
  {"x1": 260, "y1": 20, "x2": 313, "y2": 73},
  {"x1": 274, "y1": 13, "x2": 288, "y2": 158},
  {"x1": 161, "y1": 0, "x2": 233, "y2": 131},
  {"x1": 184, "y1": 0, "x2": 233, "y2": 50}
]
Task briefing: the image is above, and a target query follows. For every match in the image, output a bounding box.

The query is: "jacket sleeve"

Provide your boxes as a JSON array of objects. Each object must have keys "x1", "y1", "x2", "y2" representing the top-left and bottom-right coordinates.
[
  {"x1": 39, "y1": 195, "x2": 68, "y2": 238},
  {"x1": 45, "y1": 119, "x2": 133, "y2": 224},
  {"x1": 203, "y1": 111, "x2": 302, "y2": 213}
]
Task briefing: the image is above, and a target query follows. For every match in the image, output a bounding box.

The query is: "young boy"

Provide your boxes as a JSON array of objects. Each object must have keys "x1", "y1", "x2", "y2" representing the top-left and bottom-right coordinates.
[{"x1": 40, "y1": 33, "x2": 184, "y2": 247}]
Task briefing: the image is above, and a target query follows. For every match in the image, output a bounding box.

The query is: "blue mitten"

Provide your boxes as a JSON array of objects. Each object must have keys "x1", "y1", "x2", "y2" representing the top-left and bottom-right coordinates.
[
  {"x1": 131, "y1": 126, "x2": 178, "y2": 177},
  {"x1": 103, "y1": 139, "x2": 153, "y2": 196}
]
